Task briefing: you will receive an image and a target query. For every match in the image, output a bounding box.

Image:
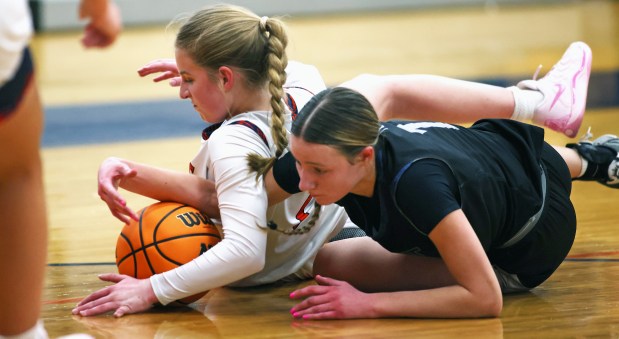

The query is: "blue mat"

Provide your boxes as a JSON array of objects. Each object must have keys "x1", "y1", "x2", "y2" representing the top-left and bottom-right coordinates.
[{"x1": 42, "y1": 99, "x2": 206, "y2": 148}]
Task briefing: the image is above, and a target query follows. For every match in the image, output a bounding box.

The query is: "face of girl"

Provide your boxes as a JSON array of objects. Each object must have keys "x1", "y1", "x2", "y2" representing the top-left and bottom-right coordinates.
[
  {"x1": 290, "y1": 136, "x2": 369, "y2": 205},
  {"x1": 175, "y1": 48, "x2": 229, "y2": 123}
]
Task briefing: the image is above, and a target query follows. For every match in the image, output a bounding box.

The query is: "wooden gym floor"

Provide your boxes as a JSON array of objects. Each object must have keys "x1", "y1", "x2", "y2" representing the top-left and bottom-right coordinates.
[{"x1": 33, "y1": 1, "x2": 619, "y2": 337}]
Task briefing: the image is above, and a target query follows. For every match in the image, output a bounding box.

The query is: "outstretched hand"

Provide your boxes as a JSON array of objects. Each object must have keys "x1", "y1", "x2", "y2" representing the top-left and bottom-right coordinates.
[
  {"x1": 72, "y1": 273, "x2": 157, "y2": 317},
  {"x1": 97, "y1": 157, "x2": 138, "y2": 223},
  {"x1": 289, "y1": 275, "x2": 376, "y2": 320},
  {"x1": 137, "y1": 59, "x2": 181, "y2": 86}
]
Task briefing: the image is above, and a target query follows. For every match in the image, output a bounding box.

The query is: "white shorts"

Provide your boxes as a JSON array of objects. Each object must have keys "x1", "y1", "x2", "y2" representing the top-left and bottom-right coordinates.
[{"x1": 0, "y1": 0, "x2": 33, "y2": 84}]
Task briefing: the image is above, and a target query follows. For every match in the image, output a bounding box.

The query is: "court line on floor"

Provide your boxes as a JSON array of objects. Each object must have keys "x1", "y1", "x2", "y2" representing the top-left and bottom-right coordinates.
[
  {"x1": 565, "y1": 258, "x2": 619, "y2": 262},
  {"x1": 48, "y1": 262, "x2": 116, "y2": 266},
  {"x1": 565, "y1": 250, "x2": 619, "y2": 261}
]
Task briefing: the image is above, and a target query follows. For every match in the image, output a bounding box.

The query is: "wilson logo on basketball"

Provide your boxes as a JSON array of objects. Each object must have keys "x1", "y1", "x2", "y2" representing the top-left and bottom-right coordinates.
[{"x1": 176, "y1": 212, "x2": 211, "y2": 227}]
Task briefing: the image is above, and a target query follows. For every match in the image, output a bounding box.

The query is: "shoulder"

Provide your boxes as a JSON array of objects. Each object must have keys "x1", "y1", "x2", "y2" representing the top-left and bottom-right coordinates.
[
  {"x1": 208, "y1": 113, "x2": 273, "y2": 159},
  {"x1": 395, "y1": 159, "x2": 456, "y2": 196},
  {"x1": 394, "y1": 159, "x2": 461, "y2": 234},
  {"x1": 272, "y1": 151, "x2": 301, "y2": 194},
  {"x1": 284, "y1": 61, "x2": 327, "y2": 110},
  {"x1": 285, "y1": 61, "x2": 326, "y2": 94}
]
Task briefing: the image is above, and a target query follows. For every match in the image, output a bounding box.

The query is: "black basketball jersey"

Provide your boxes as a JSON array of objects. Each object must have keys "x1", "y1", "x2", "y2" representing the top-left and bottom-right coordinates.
[{"x1": 337, "y1": 119, "x2": 547, "y2": 258}]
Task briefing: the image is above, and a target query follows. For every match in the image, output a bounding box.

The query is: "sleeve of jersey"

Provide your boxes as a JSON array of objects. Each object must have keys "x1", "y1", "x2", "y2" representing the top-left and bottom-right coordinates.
[
  {"x1": 284, "y1": 60, "x2": 326, "y2": 108},
  {"x1": 272, "y1": 151, "x2": 301, "y2": 194},
  {"x1": 150, "y1": 126, "x2": 270, "y2": 305},
  {"x1": 394, "y1": 159, "x2": 461, "y2": 235}
]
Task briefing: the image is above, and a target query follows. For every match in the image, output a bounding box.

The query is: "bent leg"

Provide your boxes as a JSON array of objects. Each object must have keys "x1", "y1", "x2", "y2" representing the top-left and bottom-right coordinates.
[
  {"x1": 341, "y1": 74, "x2": 514, "y2": 123},
  {"x1": 313, "y1": 237, "x2": 456, "y2": 293},
  {"x1": 552, "y1": 146, "x2": 583, "y2": 179},
  {"x1": 340, "y1": 42, "x2": 591, "y2": 138}
]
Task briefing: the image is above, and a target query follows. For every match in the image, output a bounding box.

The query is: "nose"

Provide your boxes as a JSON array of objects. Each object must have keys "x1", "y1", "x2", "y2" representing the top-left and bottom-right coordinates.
[
  {"x1": 179, "y1": 84, "x2": 190, "y2": 99},
  {"x1": 297, "y1": 170, "x2": 316, "y2": 192}
]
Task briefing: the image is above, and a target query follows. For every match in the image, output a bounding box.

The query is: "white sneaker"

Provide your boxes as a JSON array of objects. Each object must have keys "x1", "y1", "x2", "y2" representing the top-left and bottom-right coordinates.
[{"x1": 518, "y1": 41, "x2": 592, "y2": 138}]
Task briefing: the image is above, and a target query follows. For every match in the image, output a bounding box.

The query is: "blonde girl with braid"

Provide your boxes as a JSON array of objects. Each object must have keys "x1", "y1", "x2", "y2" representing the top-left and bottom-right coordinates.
[{"x1": 73, "y1": 4, "x2": 354, "y2": 318}]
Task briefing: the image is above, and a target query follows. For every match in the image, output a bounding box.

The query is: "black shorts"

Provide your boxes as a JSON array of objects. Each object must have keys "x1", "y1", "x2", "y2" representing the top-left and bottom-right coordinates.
[
  {"x1": 0, "y1": 48, "x2": 33, "y2": 122},
  {"x1": 494, "y1": 143, "x2": 576, "y2": 288}
]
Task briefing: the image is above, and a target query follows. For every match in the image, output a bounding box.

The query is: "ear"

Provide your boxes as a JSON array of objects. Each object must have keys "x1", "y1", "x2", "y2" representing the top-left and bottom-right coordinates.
[
  {"x1": 357, "y1": 146, "x2": 374, "y2": 164},
  {"x1": 218, "y1": 66, "x2": 235, "y2": 91}
]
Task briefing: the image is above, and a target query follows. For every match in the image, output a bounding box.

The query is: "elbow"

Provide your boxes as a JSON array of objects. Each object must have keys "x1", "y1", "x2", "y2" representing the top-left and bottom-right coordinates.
[
  {"x1": 476, "y1": 291, "x2": 503, "y2": 318},
  {"x1": 243, "y1": 253, "x2": 265, "y2": 276},
  {"x1": 197, "y1": 180, "x2": 221, "y2": 219},
  {"x1": 230, "y1": 236, "x2": 266, "y2": 275},
  {"x1": 486, "y1": 299, "x2": 503, "y2": 318},
  {"x1": 201, "y1": 192, "x2": 220, "y2": 219}
]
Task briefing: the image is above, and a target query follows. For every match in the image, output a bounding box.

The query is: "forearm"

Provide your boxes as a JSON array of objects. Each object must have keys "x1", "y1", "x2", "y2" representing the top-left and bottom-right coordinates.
[
  {"x1": 151, "y1": 222, "x2": 267, "y2": 305},
  {"x1": 370, "y1": 284, "x2": 501, "y2": 318},
  {"x1": 117, "y1": 159, "x2": 220, "y2": 218}
]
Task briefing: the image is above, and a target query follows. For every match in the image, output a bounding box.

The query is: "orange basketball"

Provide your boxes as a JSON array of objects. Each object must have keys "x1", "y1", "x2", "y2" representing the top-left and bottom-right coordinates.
[{"x1": 116, "y1": 201, "x2": 221, "y2": 304}]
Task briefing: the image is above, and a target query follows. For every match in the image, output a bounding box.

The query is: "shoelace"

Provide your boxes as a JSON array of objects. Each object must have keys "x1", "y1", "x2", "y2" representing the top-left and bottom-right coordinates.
[
  {"x1": 578, "y1": 126, "x2": 594, "y2": 143},
  {"x1": 532, "y1": 64, "x2": 543, "y2": 81}
]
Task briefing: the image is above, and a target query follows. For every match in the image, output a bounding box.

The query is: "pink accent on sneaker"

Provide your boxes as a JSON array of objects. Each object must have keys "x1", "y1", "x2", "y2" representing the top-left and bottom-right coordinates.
[
  {"x1": 548, "y1": 83, "x2": 566, "y2": 111},
  {"x1": 517, "y1": 42, "x2": 592, "y2": 138}
]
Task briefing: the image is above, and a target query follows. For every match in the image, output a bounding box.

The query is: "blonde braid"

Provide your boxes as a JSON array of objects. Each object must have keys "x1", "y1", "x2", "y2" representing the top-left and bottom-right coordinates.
[
  {"x1": 246, "y1": 16, "x2": 289, "y2": 180},
  {"x1": 306, "y1": 201, "x2": 322, "y2": 231}
]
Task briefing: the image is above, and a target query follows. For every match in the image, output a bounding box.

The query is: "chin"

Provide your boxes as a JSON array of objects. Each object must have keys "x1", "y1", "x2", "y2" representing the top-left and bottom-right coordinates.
[{"x1": 313, "y1": 196, "x2": 336, "y2": 206}]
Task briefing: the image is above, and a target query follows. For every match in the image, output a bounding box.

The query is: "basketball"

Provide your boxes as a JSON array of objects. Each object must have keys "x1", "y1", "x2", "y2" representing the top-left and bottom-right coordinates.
[{"x1": 115, "y1": 201, "x2": 221, "y2": 304}]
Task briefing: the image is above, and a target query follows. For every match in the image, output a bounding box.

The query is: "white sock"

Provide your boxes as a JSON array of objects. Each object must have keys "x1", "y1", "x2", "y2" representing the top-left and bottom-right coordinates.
[
  {"x1": 0, "y1": 321, "x2": 47, "y2": 339},
  {"x1": 508, "y1": 86, "x2": 544, "y2": 121}
]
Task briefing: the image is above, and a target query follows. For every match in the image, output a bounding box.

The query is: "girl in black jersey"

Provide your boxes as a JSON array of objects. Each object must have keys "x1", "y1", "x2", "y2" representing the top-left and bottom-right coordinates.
[{"x1": 270, "y1": 87, "x2": 619, "y2": 319}]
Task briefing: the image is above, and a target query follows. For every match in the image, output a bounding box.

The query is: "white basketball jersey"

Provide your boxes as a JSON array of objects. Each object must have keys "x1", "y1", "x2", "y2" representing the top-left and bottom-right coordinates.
[
  {"x1": 0, "y1": 0, "x2": 32, "y2": 83},
  {"x1": 190, "y1": 109, "x2": 349, "y2": 286}
]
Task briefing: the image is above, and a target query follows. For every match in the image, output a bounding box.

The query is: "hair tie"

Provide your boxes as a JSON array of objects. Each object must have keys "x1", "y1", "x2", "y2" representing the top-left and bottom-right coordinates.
[{"x1": 259, "y1": 16, "x2": 269, "y2": 31}]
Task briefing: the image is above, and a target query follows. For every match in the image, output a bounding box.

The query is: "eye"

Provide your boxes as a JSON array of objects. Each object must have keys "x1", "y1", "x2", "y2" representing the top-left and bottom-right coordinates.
[
  {"x1": 295, "y1": 160, "x2": 326, "y2": 175},
  {"x1": 312, "y1": 167, "x2": 325, "y2": 175}
]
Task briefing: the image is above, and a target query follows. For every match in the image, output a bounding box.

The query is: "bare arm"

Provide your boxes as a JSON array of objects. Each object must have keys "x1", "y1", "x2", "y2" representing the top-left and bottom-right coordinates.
[
  {"x1": 98, "y1": 157, "x2": 220, "y2": 222},
  {"x1": 371, "y1": 210, "x2": 502, "y2": 318},
  {"x1": 290, "y1": 209, "x2": 502, "y2": 319}
]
